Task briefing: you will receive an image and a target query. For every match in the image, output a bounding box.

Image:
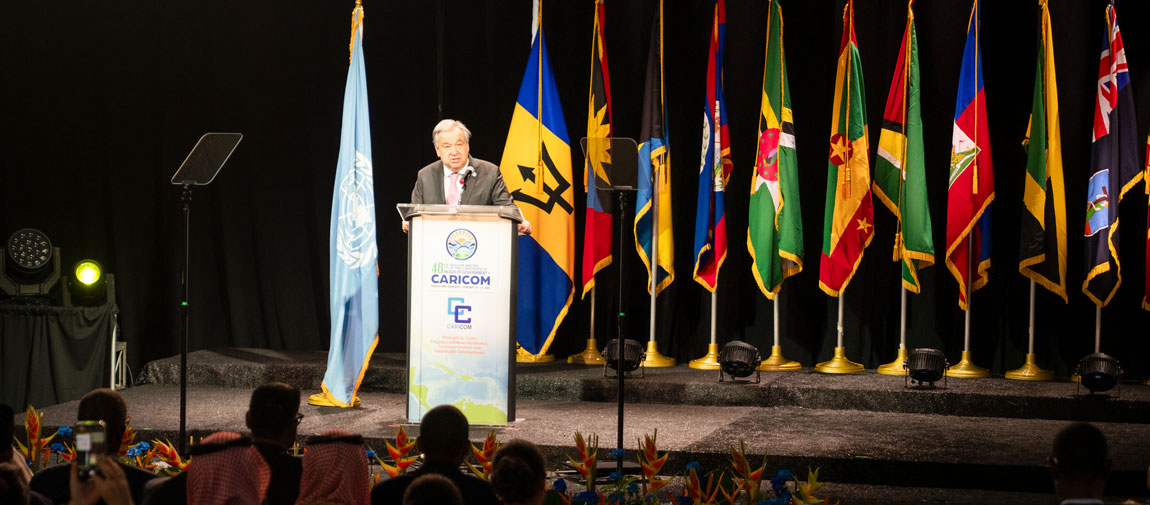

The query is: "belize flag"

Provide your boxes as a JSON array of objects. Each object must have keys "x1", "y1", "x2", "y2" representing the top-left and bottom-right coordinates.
[
  {"x1": 693, "y1": 0, "x2": 732, "y2": 292},
  {"x1": 944, "y1": 0, "x2": 994, "y2": 311},
  {"x1": 310, "y1": 3, "x2": 379, "y2": 408}
]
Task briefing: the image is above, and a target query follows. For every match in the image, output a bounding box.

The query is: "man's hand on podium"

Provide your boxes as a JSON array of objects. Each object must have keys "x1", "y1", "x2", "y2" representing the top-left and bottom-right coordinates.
[
  {"x1": 518, "y1": 221, "x2": 532, "y2": 235},
  {"x1": 402, "y1": 221, "x2": 410, "y2": 234}
]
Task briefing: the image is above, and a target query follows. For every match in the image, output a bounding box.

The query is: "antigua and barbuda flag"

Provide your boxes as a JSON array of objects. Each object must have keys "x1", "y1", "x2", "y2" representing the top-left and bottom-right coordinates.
[
  {"x1": 1082, "y1": 3, "x2": 1142, "y2": 307},
  {"x1": 692, "y1": 0, "x2": 731, "y2": 293},
  {"x1": 310, "y1": 3, "x2": 378, "y2": 408},
  {"x1": 582, "y1": 0, "x2": 613, "y2": 299},
  {"x1": 945, "y1": 0, "x2": 994, "y2": 311},
  {"x1": 873, "y1": 0, "x2": 934, "y2": 294},
  {"x1": 1018, "y1": 0, "x2": 1068, "y2": 303},
  {"x1": 748, "y1": 0, "x2": 803, "y2": 300},
  {"x1": 635, "y1": 0, "x2": 674, "y2": 296},
  {"x1": 819, "y1": 0, "x2": 873, "y2": 297},
  {"x1": 499, "y1": 22, "x2": 575, "y2": 360}
]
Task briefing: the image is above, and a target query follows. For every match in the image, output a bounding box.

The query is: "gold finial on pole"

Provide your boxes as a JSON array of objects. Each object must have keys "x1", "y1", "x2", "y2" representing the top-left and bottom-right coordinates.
[{"x1": 355, "y1": 0, "x2": 362, "y2": 7}]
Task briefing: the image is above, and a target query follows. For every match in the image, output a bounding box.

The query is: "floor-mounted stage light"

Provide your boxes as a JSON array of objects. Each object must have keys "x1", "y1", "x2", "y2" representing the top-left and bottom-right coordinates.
[
  {"x1": 64, "y1": 259, "x2": 115, "y2": 307},
  {"x1": 1075, "y1": 353, "x2": 1122, "y2": 394},
  {"x1": 603, "y1": 339, "x2": 645, "y2": 378},
  {"x1": 0, "y1": 228, "x2": 62, "y2": 302},
  {"x1": 904, "y1": 348, "x2": 948, "y2": 388},
  {"x1": 718, "y1": 341, "x2": 762, "y2": 383}
]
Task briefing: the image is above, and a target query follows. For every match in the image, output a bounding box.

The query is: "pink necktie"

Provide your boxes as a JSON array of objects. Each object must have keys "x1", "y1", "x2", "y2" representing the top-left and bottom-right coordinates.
[{"x1": 447, "y1": 172, "x2": 461, "y2": 205}]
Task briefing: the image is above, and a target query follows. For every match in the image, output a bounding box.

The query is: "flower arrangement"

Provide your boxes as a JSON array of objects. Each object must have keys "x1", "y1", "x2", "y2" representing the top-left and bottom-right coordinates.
[
  {"x1": 14, "y1": 405, "x2": 58, "y2": 471},
  {"x1": 369, "y1": 425, "x2": 419, "y2": 484},
  {"x1": 466, "y1": 430, "x2": 500, "y2": 480},
  {"x1": 637, "y1": 431, "x2": 669, "y2": 496}
]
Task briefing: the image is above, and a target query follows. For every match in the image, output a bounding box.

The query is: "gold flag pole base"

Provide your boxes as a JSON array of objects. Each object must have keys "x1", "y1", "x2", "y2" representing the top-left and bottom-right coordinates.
[
  {"x1": 876, "y1": 348, "x2": 908, "y2": 376},
  {"x1": 814, "y1": 346, "x2": 864, "y2": 374},
  {"x1": 1070, "y1": 374, "x2": 1081, "y2": 383},
  {"x1": 516, "y1": 352, "x2": 556, "y2": 363},
  {"x1": 945, "y1": 350, "x2": 990, "y2": 378},
  {"x1": 641, "y1": 340, "x2": 677, "y2": 367},
  {"x1": 567, "y1": 338, "x2": 606, "y2": 365},
  {"x1": 1004, "y1": 353, "x2": 1053, "y2": 381},
  {"x1": 1142, "y1": 377, "x2": 1150, "y2": 386},
  {"x1": 688, "y1": 343, "x2": 722, "y2": 370},
  {"x1": 758, "y1": 345, "x2": 802, "y2": 371}
]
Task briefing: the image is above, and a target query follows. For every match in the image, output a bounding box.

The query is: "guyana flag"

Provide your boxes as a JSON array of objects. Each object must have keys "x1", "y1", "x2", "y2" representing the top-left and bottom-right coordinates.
[
  {"x1": 748, "y1": 0, "x2": 803, "y2": 300},
  {"x1": 1082, "y1": 3, "x2": 1142, "y2": 307},
  {"x1": 873, "y1": 0, "x2": 933, "y2": 293},
  {"x1": 819, "y1": 0, "x2": 873, "y2": 297},
  {"x1": 945, "y1": 0, "x2": 994, "y2": 311},
  {"x1": 581, "y1": 0, "x2": 613, "y2": 299},
  {"x1": 1019, "y1": 0, "x2": 1068, "y2": 303},
  {"x1": 499, "y1": 21, "x2": 575, "y2": 360},
  {"x1": 635, "y1": 0, "x2": 674, "y2": 296}
]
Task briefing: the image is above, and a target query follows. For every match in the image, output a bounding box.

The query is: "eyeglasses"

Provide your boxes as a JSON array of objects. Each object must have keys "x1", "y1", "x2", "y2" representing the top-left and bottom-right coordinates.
[{"x1": 296, "y1": 413, "x2": 304, "y2": 426}]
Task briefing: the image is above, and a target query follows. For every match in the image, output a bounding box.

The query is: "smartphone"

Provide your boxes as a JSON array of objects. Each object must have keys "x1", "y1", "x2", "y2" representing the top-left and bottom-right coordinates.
[{"x1": 74, "y1": 420, "x2": 106, "y2": 481}]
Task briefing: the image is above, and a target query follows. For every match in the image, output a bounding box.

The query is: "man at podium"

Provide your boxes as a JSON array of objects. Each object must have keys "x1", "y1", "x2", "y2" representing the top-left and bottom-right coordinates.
[{"x1": 403, "y1": 119, "x2": 531, "y2": 235}]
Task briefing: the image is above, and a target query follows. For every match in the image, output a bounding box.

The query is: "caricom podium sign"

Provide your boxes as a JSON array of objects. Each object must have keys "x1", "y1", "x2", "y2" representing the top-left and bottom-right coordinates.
[{"x1": 402, "y1": 204, "x2": 518, "y2": 425}]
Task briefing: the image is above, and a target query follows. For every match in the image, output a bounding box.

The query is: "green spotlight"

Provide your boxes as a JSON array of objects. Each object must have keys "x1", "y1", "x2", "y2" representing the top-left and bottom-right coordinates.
[{"x1": 75, "y1": 260, "x2": 102, "y2": 286}]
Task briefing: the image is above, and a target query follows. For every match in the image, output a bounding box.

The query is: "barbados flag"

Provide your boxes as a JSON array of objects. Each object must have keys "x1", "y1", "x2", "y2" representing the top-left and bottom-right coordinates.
[
  {"x1": 499, "y1": 23, "x2": 575, "y2": 360},
  {"x1": 692, "y1": 0, "x2": 731, "y2": 292},
  {"x1": 1082, "y1": 3, "x2": 1142, "y2": 307},
  {"x1": 635, "y1": 0, "x2": 674, "y2": 296},
  {"x1": 310, "y1": 2, "x2": 378, "y2": 408},
  {"x1": 819, "y1": 0, "x2": 873, "y2": 297},
  {"x1": 945, "y1": 0, "x2": 994, "y2": 311}
]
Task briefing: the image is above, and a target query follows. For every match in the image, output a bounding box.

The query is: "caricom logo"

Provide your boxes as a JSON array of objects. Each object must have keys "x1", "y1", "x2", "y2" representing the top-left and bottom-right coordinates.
[
  {"x1": 447, "y1": 297, "x2": 472, "y2": 324},
  {"x1": 445, "y1": 228, "x2": 478, "y2": 260}
]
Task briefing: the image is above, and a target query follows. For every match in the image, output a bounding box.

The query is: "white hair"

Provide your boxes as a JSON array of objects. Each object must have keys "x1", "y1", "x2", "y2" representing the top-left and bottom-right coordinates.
[{"x1": 432, "y1": 119, "x2": 472, "y2": 146}]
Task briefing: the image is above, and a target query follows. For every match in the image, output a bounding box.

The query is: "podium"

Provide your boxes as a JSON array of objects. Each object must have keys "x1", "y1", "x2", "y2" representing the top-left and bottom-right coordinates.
[{"x1": 398, "y1": 204, "x2": 522, "y2": 425}]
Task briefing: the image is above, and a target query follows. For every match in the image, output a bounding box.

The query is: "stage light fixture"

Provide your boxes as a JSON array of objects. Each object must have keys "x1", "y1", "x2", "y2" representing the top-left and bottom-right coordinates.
[
  {"x1": 904, "y1": 348, "x2": 948, "y2": 388},
  {"x1": 1075, "y1": 353, "x2": 1122, "y2": 394},
  {"x1": 74, "y1": 260, "x2": 102, "y2": 285},
  {"x1": 603, "y1": 338, "x2": 645, "y2": 377},
  {"x1": 718, "y1": 341, "x2": 762, "y2": 383},
  {"x1": 0, "y1": 228, "x2": 62, "y2": 300},
  {"x1": 65, "y1": 259, "x2": 113, "y2": 307}
]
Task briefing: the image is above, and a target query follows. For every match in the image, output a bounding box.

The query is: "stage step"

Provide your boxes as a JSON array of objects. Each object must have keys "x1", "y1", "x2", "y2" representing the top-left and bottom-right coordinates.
[
  {"x1": 137, "y1": 348, "x2": 1150, "y2": 424},
  {"x1": 20, "y1": 385, "x2": 1150, "y2": 499}
]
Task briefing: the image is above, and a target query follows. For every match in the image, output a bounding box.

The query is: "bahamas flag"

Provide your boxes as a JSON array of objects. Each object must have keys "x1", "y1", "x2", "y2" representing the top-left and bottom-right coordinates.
[
  {"x1": 945, "y1": 0, "x2": 994, "y2": 311},
  {"x1": 819, "y1": 0, "x2": 873, "y2": 297},
  {"x1": 582, "y1": 0, "x2": 613, "y2": 298},
  {"x1": 748, "y1": 0, "x2": 802, "y2": 300},
  {"x1": 873, "y1": 0, "x2": 933, "y2": 293},
  {"x1": 692, "y1": 0, "x2": 731, "y2": 292},
  {"x1": 1019, "y1": 0, "x2": 1068, "y2": 303},
  {"x1": 310, "y1": 3, "x2": 378, "y2": 408},
  {"x1": 499, "y1": 23, "x2": 575, "y2": 360},
  {"x1": 1082, "y1": 3, "x2": 1142, "y2": 307},
  {"x1": 635, "y1": 0, "x2": 674, "y2": 296}
]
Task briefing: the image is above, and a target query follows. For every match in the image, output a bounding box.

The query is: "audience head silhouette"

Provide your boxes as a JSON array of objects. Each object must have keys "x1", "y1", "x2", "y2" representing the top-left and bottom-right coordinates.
[
  {"x1": 297, "y1": 429, "x2": 370, "y2": 505},
  {"x1": 1049, "y1": 422, "x2": 1111, "y2": 501},
  {"x1": 490, "y1": 439, "x2": 547, "y2": 505},
  {"x1": 0, "y1": 462, "x2": 28, "y2": 505},
  {"x1": 245, "y1": 382, "x2": 300, "y2": 448},
  {"x1": 417, "y1": 405, "x2": 471, "y2": 464},
  {"x1": 402, "y1": 474, "x2": 462, "y2": 505},
  {"x1": 76, "y1": 388, "x2": 128, "y2": 455},
  {"x1": 187, "y1": 431, "x2": 270, "y2": 505}
]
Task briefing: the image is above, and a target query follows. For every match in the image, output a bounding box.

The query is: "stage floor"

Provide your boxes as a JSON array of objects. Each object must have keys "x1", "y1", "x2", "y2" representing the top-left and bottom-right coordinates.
[{"x1": 17, "y1": 348, "x2": 1150, "y2": 504}]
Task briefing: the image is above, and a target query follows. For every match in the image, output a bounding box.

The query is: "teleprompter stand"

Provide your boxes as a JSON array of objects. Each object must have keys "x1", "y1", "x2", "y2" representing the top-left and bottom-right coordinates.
[
  {"x1": 580, "y1": 136, "x2": 639, "y2": 476},
  {"x1": 169, "y1": 132, "x2": 242, "y2": 452}
]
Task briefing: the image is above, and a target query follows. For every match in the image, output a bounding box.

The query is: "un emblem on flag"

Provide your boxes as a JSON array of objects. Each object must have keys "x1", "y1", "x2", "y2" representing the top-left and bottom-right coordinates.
[
  {"x1": 336, "y1": 151, "x2": 378, "y2": 269},
  {"x1": 446, "y1": 229, "x2": 477, "y2": 260}
]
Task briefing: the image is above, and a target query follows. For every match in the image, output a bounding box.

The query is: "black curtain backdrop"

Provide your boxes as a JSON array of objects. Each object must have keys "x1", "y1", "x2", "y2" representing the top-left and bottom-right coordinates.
[{"x1": 1, "y1": 0, "x2": 1147, "y2": 382}]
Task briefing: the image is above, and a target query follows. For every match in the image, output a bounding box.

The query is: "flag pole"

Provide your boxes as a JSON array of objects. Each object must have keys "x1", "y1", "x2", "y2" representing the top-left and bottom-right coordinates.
[
  {"x1": 1006, "y1": 280, "x2": 1052, "y2": 380},
  {"x1": 689, "y1": 291, "x2": 721, "y2": 369},
  {"x1": 948, "y1": 236, "x2": 990, "y2": 377},
  {"x1": 877, "y1": 286, "x2": 909, "y2": 375},
  {"x1": 760, "y1": 292, "x2": 801, "y2": 371},
  {"x1": 569, "y1": 286, "x2": 606, "y2": 364},
  {"x1": 643, "y1": 162, "x2": 675, "y2": 367},
  {"x1": 814, "y1": 289, "x2": 864, "y2": 373},
  {"x1": 1094, "y1": 305, "x2": 1101, "y2": 353}
]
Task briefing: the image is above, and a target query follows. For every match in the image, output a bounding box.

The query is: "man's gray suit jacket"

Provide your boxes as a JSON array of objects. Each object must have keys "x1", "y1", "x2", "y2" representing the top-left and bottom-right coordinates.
[{"x1": 410, "y1": 158, "x2": 515, "y2": 206}]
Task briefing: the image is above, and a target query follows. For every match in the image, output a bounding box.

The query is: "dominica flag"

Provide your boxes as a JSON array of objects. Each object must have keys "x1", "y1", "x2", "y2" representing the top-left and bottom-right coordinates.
[
  {"x1": 819, "y1": 0, "x2": 873, "y2": 297},
  {"x1": 1019, "y1": 0, "x2": 1068, "y2": 303},
  {"x1": 693, "y1": 0, "x2": 732, "y2": 292},
  {"x1": 499, "y1": 19, "x2": 575, "y2": 359},
  {"x1": 635, "y1": 0, "x2": 674, "y2": 296},
  {"x1": 873, "y1": 0, "x2": 933, "y2": 293},
  {"x1": 581, "y1": 0, "x2": 613, "y2": 299},
  {"x1": 748, "y1": 0, "x2": 803, "y2": 300},
  {"x1": 1082, "y1": 3, "x2": 1142, "y2": 307},
  {"x1": 310, "y1": 2, "x2": 378, "y2": 408},
  {"x1": 945, "y1": 0, "x2": 994, "y2": 311}
]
